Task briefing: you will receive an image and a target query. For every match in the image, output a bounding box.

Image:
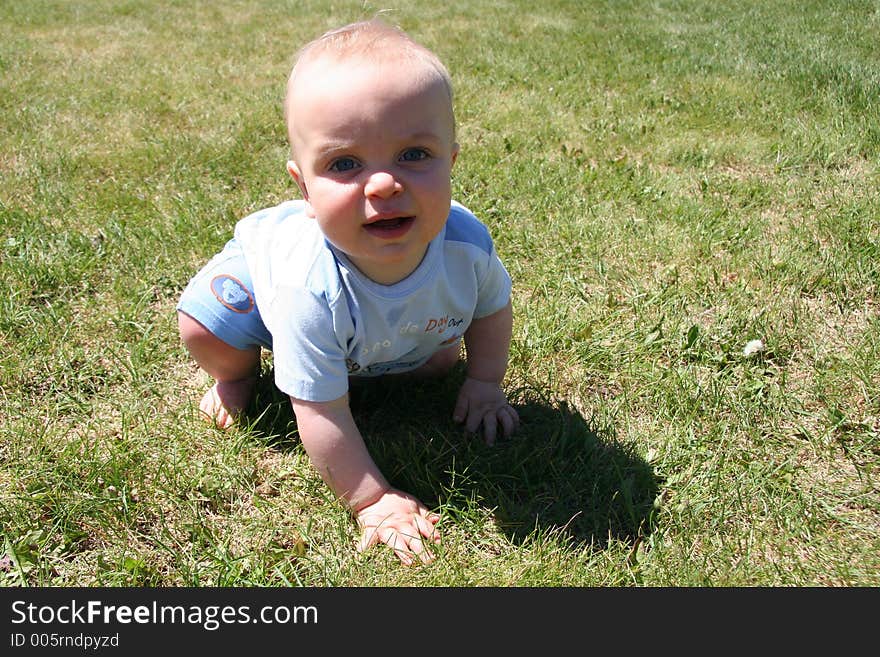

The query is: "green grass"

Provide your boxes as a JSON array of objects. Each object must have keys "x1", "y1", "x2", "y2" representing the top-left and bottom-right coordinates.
[{"x1": 1, "y1": 0, "x2": 878, "y2": 586}]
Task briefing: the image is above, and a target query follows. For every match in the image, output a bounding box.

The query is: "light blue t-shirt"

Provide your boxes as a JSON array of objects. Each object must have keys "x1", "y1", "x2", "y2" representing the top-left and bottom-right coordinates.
[{"x1": 234, "y1": 200, "x2": 512, "y2": 402}]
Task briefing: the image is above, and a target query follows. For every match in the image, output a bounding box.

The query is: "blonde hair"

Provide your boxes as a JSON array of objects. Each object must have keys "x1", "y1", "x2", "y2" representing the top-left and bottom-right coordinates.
[{"x1": 284, "y1": 19, "x2": 454, "y2": 148}]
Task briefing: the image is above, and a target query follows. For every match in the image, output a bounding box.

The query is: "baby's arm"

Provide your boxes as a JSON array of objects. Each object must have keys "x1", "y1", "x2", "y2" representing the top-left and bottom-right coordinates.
[
  {"x1": 453, "y1": 300, "x2": 519, "y2": 445},
  {"x1": 291, "y1": 395, "x2": 440, "y2": 565}
]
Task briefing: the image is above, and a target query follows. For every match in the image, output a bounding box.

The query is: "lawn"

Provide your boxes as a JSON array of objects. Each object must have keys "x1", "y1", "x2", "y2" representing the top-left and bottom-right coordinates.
[{"x1": 1, "y1": 0, "x2": 878, "y2": 586}]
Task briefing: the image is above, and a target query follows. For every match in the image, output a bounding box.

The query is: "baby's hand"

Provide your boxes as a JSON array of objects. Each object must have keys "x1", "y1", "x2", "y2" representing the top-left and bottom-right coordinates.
[
  {"x1": 355, "y1": 489, "x2": 441, "y2": 566},
  {"x1": 453, "y1": 377, "x2": 520, "y2": 445}
]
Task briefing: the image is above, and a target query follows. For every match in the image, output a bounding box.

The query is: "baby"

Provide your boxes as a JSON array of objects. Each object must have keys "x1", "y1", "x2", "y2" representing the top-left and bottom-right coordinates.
[{"x1": 177, "y1": 19, "x2": 518, "y2": 565}]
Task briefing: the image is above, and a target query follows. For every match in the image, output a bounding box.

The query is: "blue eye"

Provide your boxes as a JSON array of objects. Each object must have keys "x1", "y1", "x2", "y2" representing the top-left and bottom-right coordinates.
[
  {"x1": 329, "y1": 157, "x2": 358, "y2": 173},
  {"x1": 400, "y1": 148, "x2": 429, "y2": 162}
]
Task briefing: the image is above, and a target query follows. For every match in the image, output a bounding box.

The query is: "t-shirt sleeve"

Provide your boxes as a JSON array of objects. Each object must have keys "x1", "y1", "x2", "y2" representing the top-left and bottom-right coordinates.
[
  {"x1": 473, "y1": 244, "x2": 512, "y2": 319},
  {"x1": 266, "y1": 285, "x2": 351, "y2": 402},
  {"x1": 444, "y1": 203, "x2": 512, "y2": 319}
]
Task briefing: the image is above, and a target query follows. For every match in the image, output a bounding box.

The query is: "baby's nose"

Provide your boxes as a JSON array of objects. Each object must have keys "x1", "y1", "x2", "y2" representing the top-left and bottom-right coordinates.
[{"x1": 364, "y1": 171, "x2": 402, "y2": 198}]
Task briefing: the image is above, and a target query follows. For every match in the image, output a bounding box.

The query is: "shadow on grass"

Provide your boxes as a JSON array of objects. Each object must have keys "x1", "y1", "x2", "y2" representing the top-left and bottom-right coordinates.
[{"x1": 244, "y1": 365, "x2": 659, "y2": 549}]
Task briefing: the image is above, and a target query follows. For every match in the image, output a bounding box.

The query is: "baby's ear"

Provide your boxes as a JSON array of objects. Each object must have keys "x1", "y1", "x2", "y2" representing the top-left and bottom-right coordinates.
[{"x1": 286, "y1": 160, "x2": 316, "y2": 217}]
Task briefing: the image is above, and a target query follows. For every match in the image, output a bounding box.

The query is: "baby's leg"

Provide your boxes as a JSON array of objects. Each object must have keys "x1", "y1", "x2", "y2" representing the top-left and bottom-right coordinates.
[
  {"x1": 178, "y1": 311, "x2": 260, "y2": 428},
  {"x1": 177, "y1": 239, "x2": 271, "y2": 428},
  {"x1": 408, "y1": 341, "x2": 462, "y2": 378}
]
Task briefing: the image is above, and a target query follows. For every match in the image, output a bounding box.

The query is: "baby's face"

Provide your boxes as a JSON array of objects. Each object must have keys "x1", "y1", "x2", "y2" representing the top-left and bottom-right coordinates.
[{"x1": 286, "y1": 57, "x2": 458, "y2": 285}]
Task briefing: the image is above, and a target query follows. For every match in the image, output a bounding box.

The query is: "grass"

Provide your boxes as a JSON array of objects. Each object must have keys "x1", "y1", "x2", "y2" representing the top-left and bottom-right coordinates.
[{"x1": 1, "y1": 0, "x2": 878, "y2": 586}]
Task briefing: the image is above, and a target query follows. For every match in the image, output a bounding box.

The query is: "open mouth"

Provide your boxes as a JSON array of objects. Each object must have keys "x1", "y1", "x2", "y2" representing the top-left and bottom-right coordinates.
[{"x1": 363, "y1": 216, "x2": 415, "y2": 237}]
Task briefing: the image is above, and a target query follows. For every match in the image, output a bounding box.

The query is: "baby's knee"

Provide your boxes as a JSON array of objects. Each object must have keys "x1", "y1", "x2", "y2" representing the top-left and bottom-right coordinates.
[
  {"x1": 420, "y1": 342, "x2": 461, "y2": 376},
  {"x1": 177, "y1": 311, "x2": 234, "y2": 359},
  {"x1": 178, "y1": 311, "x2": 212, "y2": 346},
  {"x1": 178, "y1": 311, "x2": 261, "y2": 380}
]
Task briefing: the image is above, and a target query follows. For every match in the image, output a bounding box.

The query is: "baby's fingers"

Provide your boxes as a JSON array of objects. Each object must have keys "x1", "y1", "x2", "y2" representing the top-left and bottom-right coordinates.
[
  {"x1": 378, "y1": 527, "x2": 429, "y2": 566},
  {"x1": 479, "y1": 405, "x2": 520, "y2": 445},
  {"x1": 414, "y1": 512, "x2": 441, "y2": 545},
  {"x1": 356, "y1": 523, "x2": 382, "y2": 554},
  {"x1": 392, "y1": 515, "x2": 439, "y2": 564},
  {"x1": 358, "y1": 518, "x2": 439, "y2": 565},
  {"x1": 499, "y1": 404, "x2": 519, "y2": 437},
  {"x1": 481, "y1": 411, "x2": 498, "y2": 446},
  {"x1": 464, "y1": 407, "x2": 485, "y2": 434},
  {"x1": 452, "y1": 394, "x2": 469, "y2": 425}
]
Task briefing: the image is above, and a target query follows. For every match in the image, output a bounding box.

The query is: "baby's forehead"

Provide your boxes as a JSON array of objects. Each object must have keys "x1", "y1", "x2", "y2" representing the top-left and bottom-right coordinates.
[
  {"x1": 291, "y1": 50, "x2": 447, "y2": 95},
  {"x1": 290, "y1": 58, "x2": 453, "y2": 127},
  {"x1": 283, "y1": 35, "x2": 456, "y2": 151}
]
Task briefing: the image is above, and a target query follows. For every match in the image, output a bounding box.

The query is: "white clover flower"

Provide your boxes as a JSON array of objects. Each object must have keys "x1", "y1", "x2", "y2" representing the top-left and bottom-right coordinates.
[{"x1": 742, "y1": 339, "x2": 765, "y2": 357}]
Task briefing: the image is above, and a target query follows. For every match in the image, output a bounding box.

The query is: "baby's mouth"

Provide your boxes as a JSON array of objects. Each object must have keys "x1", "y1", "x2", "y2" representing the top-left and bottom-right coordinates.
[{"x1": 363, "y1": 216, "x2": 415, "y2": 236}]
